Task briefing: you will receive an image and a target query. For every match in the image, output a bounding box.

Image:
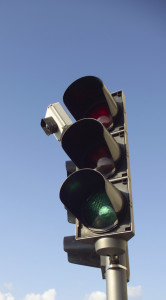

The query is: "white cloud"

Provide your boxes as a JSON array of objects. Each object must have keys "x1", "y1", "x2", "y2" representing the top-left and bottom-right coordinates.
[
  {"x1": 0, "y1": 292, "x2": 15, "y2": 300},
  {"x1": 0, "y1": 289, "x2": 56, "y2": 300},
  {"x1": 84, "y1": 285, "x2": 142, "y2": 300},
  {"x1": 23, "y1": 289, "x2": 56, "y2": 300},
  {"x1": 85, "y1": 291, "x2": 106, "y2": 300},
  {"x1": 128, "y1": 285, "x2": 142, "y2": 298},
  {"x1": 0, "y1": 286, "x2": 141, "y2": 300}
]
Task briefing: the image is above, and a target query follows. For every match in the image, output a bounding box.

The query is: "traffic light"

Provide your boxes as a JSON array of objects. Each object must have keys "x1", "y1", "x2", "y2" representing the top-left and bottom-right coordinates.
[{"x1": 59, "y1": 76, "x2": 134, "y2": 242}]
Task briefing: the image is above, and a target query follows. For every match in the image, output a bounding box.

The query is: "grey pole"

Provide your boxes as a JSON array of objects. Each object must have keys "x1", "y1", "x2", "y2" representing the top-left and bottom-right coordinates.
[
  {"x1": 105, "y1": 256, "x2": 127, "y2": 300},
  {"x1": 95, "y1": 237, "x2": 128, "y2": 300}
]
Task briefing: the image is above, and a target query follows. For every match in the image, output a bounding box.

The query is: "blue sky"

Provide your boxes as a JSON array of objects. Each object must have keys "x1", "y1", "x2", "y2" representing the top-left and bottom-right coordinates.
[{"x1": 0, "y1": 1, "x2": 166, "y2": 299}]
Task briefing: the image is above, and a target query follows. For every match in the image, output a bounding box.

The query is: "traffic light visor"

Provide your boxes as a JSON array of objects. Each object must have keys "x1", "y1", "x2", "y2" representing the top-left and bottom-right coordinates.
[
  {"x1": 60, "y1": 169, "x2": 124, "y2": 233},
  {"x1": 63, "y1": 76, "x2": 118, "y2": 128},
  {"x1": 61, "y1": 119, "x2": 121, "y2": 178}
]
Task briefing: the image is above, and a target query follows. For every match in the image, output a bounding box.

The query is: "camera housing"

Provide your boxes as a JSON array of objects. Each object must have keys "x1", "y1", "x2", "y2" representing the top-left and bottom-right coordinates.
[{"x1": 41, "y1": 102, "x2": 73, "y2": 141}]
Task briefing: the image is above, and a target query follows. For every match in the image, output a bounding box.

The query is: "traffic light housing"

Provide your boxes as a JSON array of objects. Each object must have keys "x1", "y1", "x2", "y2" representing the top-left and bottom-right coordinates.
[{"x1": 60, "y1": 76, "x2": 134, "y2": 242}]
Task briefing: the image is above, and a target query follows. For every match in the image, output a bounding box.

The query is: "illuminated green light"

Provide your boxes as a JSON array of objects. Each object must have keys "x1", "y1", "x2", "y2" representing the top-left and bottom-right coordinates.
[
  {"x1": 99, "y1": 206, "x2": 111, "y2": 216},
  {"x1": 81, "y1": 191, "x2": 117, "y2": 231}
]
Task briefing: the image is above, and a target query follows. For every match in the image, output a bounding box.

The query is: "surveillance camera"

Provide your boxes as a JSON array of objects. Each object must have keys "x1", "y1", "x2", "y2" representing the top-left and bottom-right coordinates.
[{"x1": 41, "y1": 102, "x2": 73, "y2": 141}]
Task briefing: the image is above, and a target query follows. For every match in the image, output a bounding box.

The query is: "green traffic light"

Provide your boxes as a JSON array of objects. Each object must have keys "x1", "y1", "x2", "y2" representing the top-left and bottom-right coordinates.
[{"x1": 81, "y1": 191, "x2": 118, "y2": 231}]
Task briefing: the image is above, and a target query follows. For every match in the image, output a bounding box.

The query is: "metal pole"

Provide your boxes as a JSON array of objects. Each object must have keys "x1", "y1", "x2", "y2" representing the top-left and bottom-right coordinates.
[
  {"x1": 95, "y1": 237, "x2": 128, "y2": 300},
  {"x1": 105, "y1": 256, "x2": 127, "y2": 300}
]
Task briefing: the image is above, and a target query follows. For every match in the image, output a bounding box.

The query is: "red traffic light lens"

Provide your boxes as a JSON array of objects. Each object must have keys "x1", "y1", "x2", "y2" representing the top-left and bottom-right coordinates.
[{"x1": 86, "y1": 103, "x2": 113, "y2": 129}]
